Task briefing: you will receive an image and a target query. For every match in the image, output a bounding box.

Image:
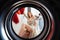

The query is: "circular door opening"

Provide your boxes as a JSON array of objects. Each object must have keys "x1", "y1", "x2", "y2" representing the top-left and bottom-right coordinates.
[{"x1": 12, "y1": 7, "x2": 44, "y2": 39}]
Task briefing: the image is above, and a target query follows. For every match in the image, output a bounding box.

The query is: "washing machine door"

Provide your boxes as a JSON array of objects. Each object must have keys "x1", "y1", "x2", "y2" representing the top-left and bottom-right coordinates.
[{"x1": 0, "y1": 0, "x2": 60, "y2": 40}]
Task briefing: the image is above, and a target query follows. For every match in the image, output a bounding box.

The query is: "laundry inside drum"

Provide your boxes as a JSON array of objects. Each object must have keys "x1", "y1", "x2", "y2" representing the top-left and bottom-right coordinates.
[{"x1": 12, "y1": 7, "x2": 44, "y2": 39}]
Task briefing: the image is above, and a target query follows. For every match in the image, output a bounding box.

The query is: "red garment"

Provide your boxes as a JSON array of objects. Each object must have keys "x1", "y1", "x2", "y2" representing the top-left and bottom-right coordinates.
[{"x1": 12, "y1": 8, "x2": 24, "y2": 24}]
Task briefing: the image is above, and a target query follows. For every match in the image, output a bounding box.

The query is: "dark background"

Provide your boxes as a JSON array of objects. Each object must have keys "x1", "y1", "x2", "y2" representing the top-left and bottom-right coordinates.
[{"x1": 0, "y1": 0, "x2": 60, "y2": 40}]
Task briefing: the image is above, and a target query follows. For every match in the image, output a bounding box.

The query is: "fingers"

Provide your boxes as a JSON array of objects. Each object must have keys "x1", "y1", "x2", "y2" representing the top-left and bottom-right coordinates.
[{"x1": 19, "y1": 24, "x2": 33, "y2": 38}]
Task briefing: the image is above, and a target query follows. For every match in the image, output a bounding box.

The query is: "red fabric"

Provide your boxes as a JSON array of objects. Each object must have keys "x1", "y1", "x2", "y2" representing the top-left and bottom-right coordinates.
[
  {"x1": 12, "y1": 13, "x2": 19, "y2": 24},
  {"x1": 12, "y1": 8, "x2": 24, "y2": 24},
  {"x1": 19, "y1": 8, "x2": 24, "y2": 14}
]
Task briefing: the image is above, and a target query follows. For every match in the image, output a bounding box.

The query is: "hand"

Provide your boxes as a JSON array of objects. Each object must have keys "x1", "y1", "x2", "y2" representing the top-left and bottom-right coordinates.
[{"x1": 19, "y1": 24, "x2": 33, "y2": 38}]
